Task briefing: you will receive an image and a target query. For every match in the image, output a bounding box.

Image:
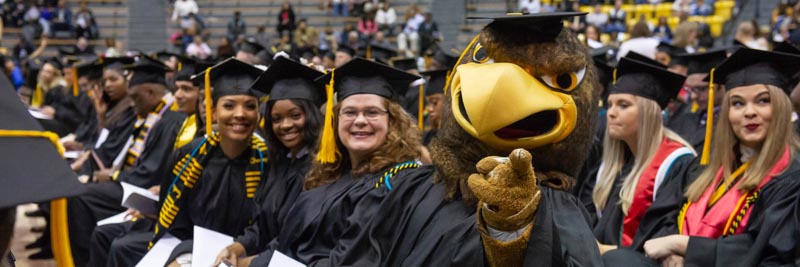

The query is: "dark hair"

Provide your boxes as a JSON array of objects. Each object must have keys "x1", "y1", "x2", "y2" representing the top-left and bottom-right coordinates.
[{"x1": 264, "y1": 98, "x2": 323, "y2": 163}]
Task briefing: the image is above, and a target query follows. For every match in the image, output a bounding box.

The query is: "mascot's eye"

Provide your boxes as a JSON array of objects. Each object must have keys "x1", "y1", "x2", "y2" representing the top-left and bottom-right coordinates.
[
  {"x1": 472, "y1": 42, "x2": 491, "y2": 63},
  {"x1": 539, "y1": 67, "x2": 586, "y2": 92}
]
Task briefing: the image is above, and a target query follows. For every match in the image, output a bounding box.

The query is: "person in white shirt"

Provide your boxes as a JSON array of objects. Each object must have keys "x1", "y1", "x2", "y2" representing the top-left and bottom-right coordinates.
[
  {"x1": 376, "y1": 2, "x2": 397, "y2": 35},
  {"x1": 185, "y1": 35, "x2": 212, "y2": 60},
  {"x1": 397, "y1": 4, "x2": 424, "y2": 57},
  {"x1": 617, "y1": 21, "x2": 660, "y2": 61},
  {"x1": 172, "y1": 0, "x2": 199, "y2": 22},
  {"x1": 518, "y1": 0, "x2": 541, "y2": 13},
  {"x1": 586, "y1": 3, "x2": 609, "y2": 28}
]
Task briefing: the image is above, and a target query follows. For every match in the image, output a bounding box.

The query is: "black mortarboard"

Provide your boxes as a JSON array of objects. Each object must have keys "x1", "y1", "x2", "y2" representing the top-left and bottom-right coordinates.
[
  {"x1": 390, "y1": 58, "x2": 418, "y2": 71},
  {"x1": 125, "y1": 56, "x2": 172, "y2": 87},
  {"x1": 174, "y1": 55, "x2": 214, "y2": 84},
  {"x1": 703, "y1": 47, "x2": 800, "y2": 93},
  {"x1": 337, "y1": 45, "x2": 357, "y2": 57},
  {"x1": 624, "y1": 51, "x2": 667, "y2": 68},
  {"x1": 773, "y1": 42, "x2": 800, "y2": 55},
  {"x1": 432, "y1": 48, "x2": 459, "y2": 69},
  {"x1": 592, "y1": 48, "x2": 615, "y2": 89},
  {"x1": 656, "y1": 42, "x2": 688, "y2": 66},
  {"x1": 468, "y1": 12, "x2": 587, "y2": 43},
  {"x1": 75, "y1": 59, "x2": 104, "y2": 80},
  {"x1": 360, "y1": 43, "x2": 398, "y2": 61},
  {"x1": 0, "y1": 73, "x2": 84, "y2": 208},
  {"x1": 44, "y1": 57, "x2": 63, "y2": 70},
  {"x1": 154, "y1": 51, "x2": 180, "y2": 62},
  {"x1": 314, "y1": 57, "x2": 420, "y2": 101},
  {"x1": 101, "y1": 56, "x2": 135, "y2": 71},
  {"x1": 191, "y1": 57, "x2": 264, "y2": 101},
  {"x1": 420, "y1": 69, "x2": 448, "y2": 96},
  {"x1": 677, "y1": 49, "x2": 727, "y2": 75},
  {"x1": 612, "y1": 57, "x2": 687, "y2": 109},
  {"x1": 240, "y1": 39, "x2": 266, "y2": 55},
  {"x1": 250, "y1": 56, "x2": 325, "y2": 105},
  {"x1": 63, "y1": 56, "x2": 81, "y2": 68}
]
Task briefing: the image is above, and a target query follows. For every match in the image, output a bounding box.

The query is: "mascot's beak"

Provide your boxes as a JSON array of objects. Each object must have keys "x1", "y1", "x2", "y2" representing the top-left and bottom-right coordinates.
[{"x1": 449, "y1": 62, "x2": 577, "y2": 151}]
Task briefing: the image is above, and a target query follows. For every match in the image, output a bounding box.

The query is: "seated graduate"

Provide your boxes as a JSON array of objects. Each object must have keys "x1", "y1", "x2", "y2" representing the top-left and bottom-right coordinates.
[
  {"x1": 242, "y1": 57, "x2": 423, "y2": 266},
  {"x1": 87, "y1": 56, "x2": 210, "y2": 267},
  {"x1": 605, "y1": 47, "x2": 800, "y2": 266},
  {"x1": 65, "y1": 56, "x2": 186, "y2": 266},
  {"x1": 150, "y1": 58, "x2": 267, "y2": 266},
  {"x1": 30, "y1": 57, "x2": 69, "y2": 136},
  {"x1": 576, "y1": 57, "x2": 697, "y2": 253},
  {"x1": 419, "y1": 68, "x2": 447, "y2": 146},
  {"x1": 213, "y1": 56, "x2": 326, "y2": 266}
]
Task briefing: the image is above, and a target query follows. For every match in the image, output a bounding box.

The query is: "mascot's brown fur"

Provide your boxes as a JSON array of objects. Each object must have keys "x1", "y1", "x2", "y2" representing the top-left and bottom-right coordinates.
[{"x1": 431, "y1": 26, "x2": 599, "y2": 208}]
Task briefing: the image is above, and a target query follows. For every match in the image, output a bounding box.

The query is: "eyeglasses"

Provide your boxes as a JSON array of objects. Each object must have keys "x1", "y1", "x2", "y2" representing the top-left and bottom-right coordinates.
[{"x1": 340, "y1": 108, "x2": 388, "y2": 120}]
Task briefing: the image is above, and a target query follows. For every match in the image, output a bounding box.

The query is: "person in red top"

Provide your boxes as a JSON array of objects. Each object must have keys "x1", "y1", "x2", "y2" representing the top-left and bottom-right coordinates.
[
  {"x1": 357, "y1": 13, "x2": 378, "y2": 39},
  {"x1": 578, "y1": 56, "x2": 696, "y2": 255},
  {"x1": 276, "y1": 1, "x2": 295, "y2": 39},
  {"x1": 606, "y1": 48, "x2": 800, "y2": 266}
]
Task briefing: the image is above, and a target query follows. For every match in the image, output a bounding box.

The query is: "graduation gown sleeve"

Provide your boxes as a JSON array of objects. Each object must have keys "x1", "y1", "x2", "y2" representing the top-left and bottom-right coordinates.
[
  {"x1": 116, "y1": 111, "x2": 186, "y2": 188},
  {"x1": 80, "y1": 107, "x2": 136, "y2": 175},
  {"x1": 683, "y1": 165, "x2": 800, "y2": 266}
]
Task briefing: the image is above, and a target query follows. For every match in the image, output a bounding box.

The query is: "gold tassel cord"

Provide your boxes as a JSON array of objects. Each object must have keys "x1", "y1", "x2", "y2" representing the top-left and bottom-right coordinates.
[
  {"x1": 317, "y1": 69, "x2": 338, "y2": 163},
  {"x1": 418, "y1": 82, "x2": 424, "y2": 131},
  {"x1": 700, "y1": 68, "x2": 715, "y2": 165},
  {"x1": 72, "y1": 67, "x2": 79, "y2": 97},
  {"x1": 204, "y1": 68, "x2": 213, "y2": 136}
]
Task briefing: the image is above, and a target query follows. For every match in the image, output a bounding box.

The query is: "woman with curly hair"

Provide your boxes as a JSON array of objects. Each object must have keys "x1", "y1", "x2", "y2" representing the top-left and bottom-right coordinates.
[{"x1": 235, "y1": 58, "x2": 423, "y2": 266}]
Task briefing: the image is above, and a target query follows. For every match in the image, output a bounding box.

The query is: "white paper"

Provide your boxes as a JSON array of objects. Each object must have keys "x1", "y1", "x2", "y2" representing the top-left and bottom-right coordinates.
[
  {"x1": 192, "y1": 226, "x2": 233, "y2": 267},
  {"x1": 136, "y1": 233, "x2": 180, "y2": 267},
  {"x1": 268, "y1": 251, "x2": 305, "y2": 267},
  {"x1": 94, "y1": 128, "x2": 110, "y2": 149},
  {"x1": 63, "y1": 151, "x2": 81, "y2": 159},
  {"x1": 59, "y1": 133, "x2": 76, "y2": 144},
  {"x1": 96, "y1": 211, "x2": 129, "y2": 226},
  {"x1": 28, "y1": 109, "x2": 53, "y2": 120},
  {"x1": 120, "y1": 182, "x2": 159, "y2": 216}
]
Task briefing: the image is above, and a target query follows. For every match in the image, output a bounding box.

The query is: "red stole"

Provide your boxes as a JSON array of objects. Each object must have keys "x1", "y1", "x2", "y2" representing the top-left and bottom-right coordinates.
[
  {"x1": 621, "y1": 138, "x2": 686, "y2": 247},
  {"x1": 681, "y1": 147, "x2": 791, "y2": 238}
]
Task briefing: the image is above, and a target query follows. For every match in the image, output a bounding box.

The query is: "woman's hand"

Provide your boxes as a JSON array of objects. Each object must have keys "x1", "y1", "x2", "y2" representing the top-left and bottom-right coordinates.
[
  {"x1": 596, "y1": 240, "x2": 618, "y2": 255},
  {"x1": 661, "y1": 254, "x2": 684, "y2": 267},
  {"x1": 213, "y1": 242, "x2": 246, "y2": 267},
  {"x1": 644, "y1": 235, "x2": 689, "y2": 260}
]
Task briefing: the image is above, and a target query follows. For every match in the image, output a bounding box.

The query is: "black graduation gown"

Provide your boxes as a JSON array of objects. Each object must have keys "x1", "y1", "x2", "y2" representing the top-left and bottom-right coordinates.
[
  {"x1": 270, "y1": 166, "x2": 602, "y2": 266},
  {"x1": 249, "y1": 165, "x2": 413, "y2": 266},
  {"x1": 236, "y1": 152, "x2": 311, "y2": 255},
  {"x1": 80, "y1": 106, "x2": 136, "y2": 176},
  {"x1": 604, "y1": 157, "x2": 800, "y2": 266},
  {"x1": 44, "y1": 86, "x2": 90, "y2": 135},
  {"x1": 422, "y1": 129, "x2": 437, "y2": 146},
  {"x1": 67, "y1": 111, "x2": 185, "y2": 266},
  {"x1": 161, "y1": 139, "x2": 265, "y2": 259},
  {"x1": 666, "y1": 103, "x2": 715, "y2": 153},
  {"x1": 578, "y1": 153, "x2": 696, "y2": 250}
]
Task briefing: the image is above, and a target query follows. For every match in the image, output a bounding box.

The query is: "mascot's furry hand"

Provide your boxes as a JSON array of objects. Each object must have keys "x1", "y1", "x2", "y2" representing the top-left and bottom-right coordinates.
[
  {"x1": 468, "y1": 149, "x2": 542, "y2": 267},
  {"x1": 468, "y1": 149, "x2": 542, "y2": 231}
]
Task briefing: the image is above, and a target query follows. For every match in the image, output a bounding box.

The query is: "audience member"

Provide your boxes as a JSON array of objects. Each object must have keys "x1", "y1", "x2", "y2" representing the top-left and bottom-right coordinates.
[
  {"x1": 227, "y1": 11, "x2": 246, "y2": 42},
  {"x1": 586, "y1": 3, "x2": 609, "y2": 28},
  {"x1": 294, "y1": 18, "x2": 319, "y2": 56},
  {"x1": 186, "y1": 35, "x2": 212, "y2": 59},
  {"x1": 690, "y1": 0, "x2": 713, "y2": 16},
  {"x1": 74, "y1": 1, "x2": 97, "y2": 39},
  {"x1": 376, "y1": 2, "x2": 397, "y2": 35},
  {"x1": 277, "y1": 1, "x2": 296, "y2": 39}
]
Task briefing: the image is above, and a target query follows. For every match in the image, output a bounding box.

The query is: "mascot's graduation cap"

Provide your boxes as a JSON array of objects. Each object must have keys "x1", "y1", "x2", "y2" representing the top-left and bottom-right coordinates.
[
  {"x1": 313, "y1": 57, "x2": 420, "y2": 163},
  {"x1": 612, "y1": 57, "x2": 686, "y2": 109},
  {"x1": 468, "y1": 12, "x2": 586, "y2": 43},
  {"x1": 250, "y1": 56, "x2": 326, "y2": 105}
]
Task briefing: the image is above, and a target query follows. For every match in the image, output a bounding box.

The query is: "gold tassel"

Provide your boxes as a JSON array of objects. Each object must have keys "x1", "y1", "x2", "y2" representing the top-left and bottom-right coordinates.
[
  {"x1": 366, "y1": 45, "x2": 372, "y2": 60},
  {"x1": 32, "y1": 83, "x2": 43, "y2": 107},
  {"x1": 317, "y1": 69, "x2": 338, "y2": 163},
  {"x1": 204, "y1": 67, "x2": 213, "y2": 136},
  {"x1": 418, "y1": 82, "x2": 424, "y2": 131},
  {"x1": 72, "y1": 67, "x2": 78, "y2": 97},
  {"x1": 612, "y1": 68, "x2": 618, "y2": 85},
  {"x1": 177, "y1": 62, "x2": 182, "y2": 72},
  {"x1": 700, "y1": 68, "x2": 715, "y2": 165}
]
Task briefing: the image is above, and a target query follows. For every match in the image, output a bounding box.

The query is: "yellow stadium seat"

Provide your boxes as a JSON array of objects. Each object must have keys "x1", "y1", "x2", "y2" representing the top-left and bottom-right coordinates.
[
  {"x1": 602, "y1": 5, "x2": 613, "y2": 14},
  {"x1": 622, "y1": 4, "x2": 635, "y2": 20},
  {"x1": 655, "y1": 3, "x2": 672, "y2": 18},
  {"x1": 635, "y1": 4, "x2": 655, "y2": 20},
  {"x1": 667, "y1": 16, "x2": 681, "y2": 28},
  {"x1": 707, "y1": 15, "x2": 723, "y2": 36},
  {"x1": 714, "y1": 1, "x2": 735, "y2": 20},
  {"x1": 601, "y1": 33, "x2": 611, "y2": 44},
  {"x1": 580, "y1": 6, "x2": 593, "y2": 13}
]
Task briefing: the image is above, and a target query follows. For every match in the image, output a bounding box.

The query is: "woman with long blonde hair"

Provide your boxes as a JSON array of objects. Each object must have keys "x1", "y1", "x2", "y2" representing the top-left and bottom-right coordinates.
[
  {"x1": 606, "y1": 48, "x2": 800, "y2": 266},
  {"x1": 579, "y1": 56, "x2": 696, "y2": 255}
]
